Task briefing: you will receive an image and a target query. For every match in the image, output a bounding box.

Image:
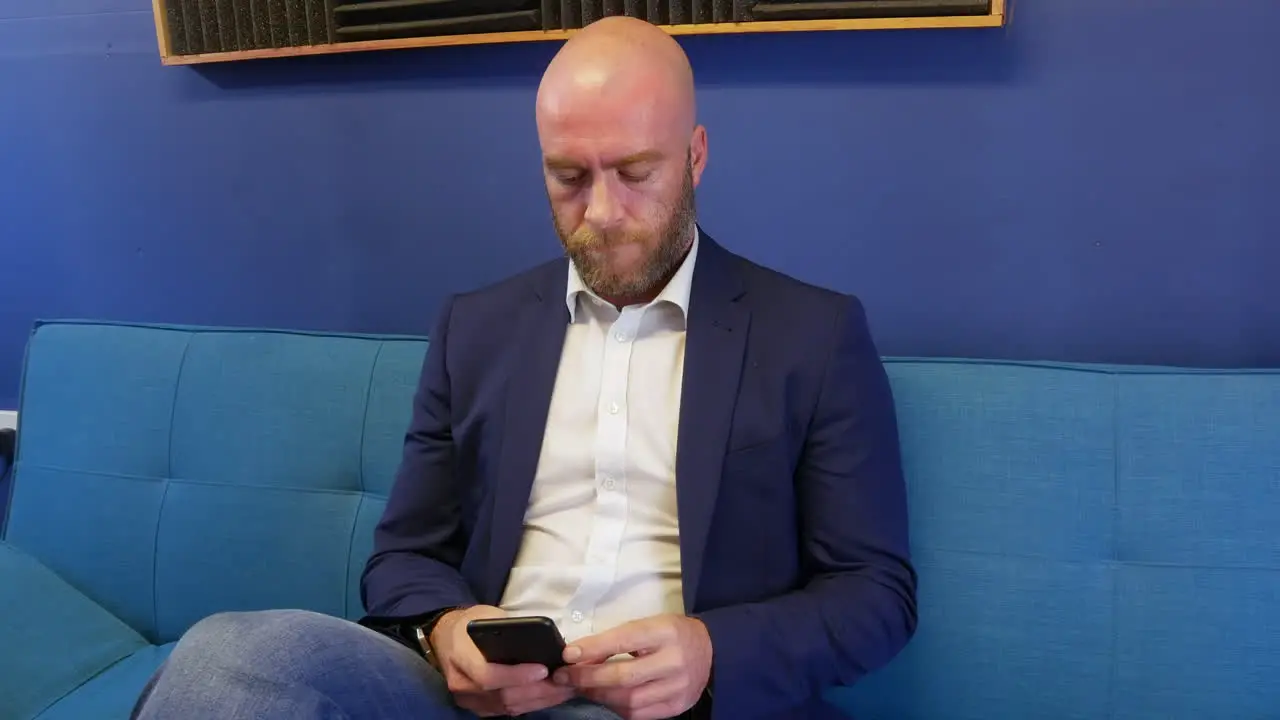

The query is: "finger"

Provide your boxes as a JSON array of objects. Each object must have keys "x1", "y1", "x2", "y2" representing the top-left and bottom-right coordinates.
[
  {"x1": 455, "y1": 680, "x2": 569, "y2": 717},
  {"x1": 565, "y1": 619, "x2": 666, "y2": 664},
  {"x1": 626, "y1": 676, "x2": 689, "y2": 718},
  {"x1": 632, "y1": 699, "x2": 688, "y2": 720},
  {"x1": 578, "y1": 684, "x2": 631, "y2": 709},
  {"x1": 443, "y1": 653, "x2": 488, "y2": 696},
  {"x1": 584, "y1": 677, "x2": 688, "y2": 720},
  {"x1": 451, "y1": 693, "x2": 504, "y2": 717},
  {"x1": 451, "y1": 634, "x2": 548, "y2": 690},
  {"x1": 498, "y1": 681, "x2": 576, "y2": 716},
  {"x1": 447, "y1": 635, "x2": 494, "y2": 689},
  {"x1": 444, "y1": 668, "x2": 483, "y2": 696},
  {"x1": 555, "y1": 653, "x2": 676, "y2": 689},
  {"x1": 473, "y1": 662, "x2": 550, "y2": 691}
]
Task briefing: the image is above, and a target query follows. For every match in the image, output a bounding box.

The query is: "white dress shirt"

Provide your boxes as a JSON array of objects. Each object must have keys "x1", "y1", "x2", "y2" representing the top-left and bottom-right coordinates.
[{"x1": 499, "y1": 232, "x2": 699, "y2": 644}]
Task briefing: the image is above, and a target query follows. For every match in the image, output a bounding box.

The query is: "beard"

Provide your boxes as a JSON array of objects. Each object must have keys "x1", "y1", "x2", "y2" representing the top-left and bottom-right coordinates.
[{"x1": 555, "y1": 161, "x2": 696, "y2": 303}]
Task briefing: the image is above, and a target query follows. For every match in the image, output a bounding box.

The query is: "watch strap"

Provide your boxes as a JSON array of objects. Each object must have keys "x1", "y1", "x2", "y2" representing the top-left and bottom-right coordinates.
[
  {"x1": 414, "y1": 606, "x2": 461, "y2": 668},
  {"x1": 355, "y1": 606, "x2": 461, "y2": 661}
]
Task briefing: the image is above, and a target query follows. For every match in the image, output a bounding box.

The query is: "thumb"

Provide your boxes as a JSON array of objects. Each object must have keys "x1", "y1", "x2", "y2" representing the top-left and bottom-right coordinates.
[
  {"x1": 445, "y1": 604, "x2": 506, "y2": 674},
  {"x1": 565, "y1": 619, "x2": 658, "y2": 664},
  {"x1": 450, "y1": 635, "x2": 488, "y2": 679}
]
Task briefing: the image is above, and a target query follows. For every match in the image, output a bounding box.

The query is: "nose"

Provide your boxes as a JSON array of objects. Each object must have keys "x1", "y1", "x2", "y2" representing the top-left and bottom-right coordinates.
[{"x1": 582, "y1": 175, "x2": 623, "y2": 230}]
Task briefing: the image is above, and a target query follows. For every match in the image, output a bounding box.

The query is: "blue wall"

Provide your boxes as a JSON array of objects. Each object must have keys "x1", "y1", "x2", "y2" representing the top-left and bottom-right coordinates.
[{"x1": 2, "y1": 0, "x2": 1278, "y2": 409}]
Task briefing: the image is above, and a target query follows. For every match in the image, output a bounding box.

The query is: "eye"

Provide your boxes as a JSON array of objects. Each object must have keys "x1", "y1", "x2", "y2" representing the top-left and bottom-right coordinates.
[
  {"x1": 618, "y1": 167, "x2": 653, "y2": 183},
  {"x1": 552, "y1": 170, "x2": 586, "y2": 187}
]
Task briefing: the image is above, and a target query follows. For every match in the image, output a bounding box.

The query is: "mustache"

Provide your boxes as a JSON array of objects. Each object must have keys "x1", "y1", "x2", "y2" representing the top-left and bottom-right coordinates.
[{"x1": 566, "y1": 227, "x2": 644, "y2": 249}]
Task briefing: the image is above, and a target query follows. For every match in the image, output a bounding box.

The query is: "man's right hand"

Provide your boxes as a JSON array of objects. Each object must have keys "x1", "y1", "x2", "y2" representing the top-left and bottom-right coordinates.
[{"x1": 430, "y1": 605, "x2": 575, "y2": 717}]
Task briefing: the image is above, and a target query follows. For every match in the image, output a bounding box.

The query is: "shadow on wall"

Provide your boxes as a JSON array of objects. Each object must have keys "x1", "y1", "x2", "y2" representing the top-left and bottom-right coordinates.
[{"x1": 185, "y1": 24, "x2": 1023, "y2": 96}]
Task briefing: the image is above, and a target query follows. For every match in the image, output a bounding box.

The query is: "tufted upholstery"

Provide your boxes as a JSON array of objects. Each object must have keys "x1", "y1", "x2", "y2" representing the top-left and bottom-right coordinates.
[
  {"x1": 2, "y1": 320, "x2": 1278, "y2": 718},
  {"x1": 832, "y1": 360, "x2": 1280, "y2": 718},
  {"x1": 4, "y1": 322, "x2": 424, "y2": 645},
  {"x1": 1, "y1": 322, "x2": 427, "y2": 719}
]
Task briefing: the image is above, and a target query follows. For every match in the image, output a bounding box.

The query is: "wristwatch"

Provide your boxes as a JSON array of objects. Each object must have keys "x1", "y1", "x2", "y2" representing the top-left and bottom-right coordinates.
[{"x1": 413, "y1": 606, "x2": 459, "y2": 669}]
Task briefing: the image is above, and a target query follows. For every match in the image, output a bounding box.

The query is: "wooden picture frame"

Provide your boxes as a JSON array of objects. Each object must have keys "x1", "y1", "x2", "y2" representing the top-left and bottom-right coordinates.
[{"x1": 151, "y1": 0, "x2": 1005, "y2": 65}]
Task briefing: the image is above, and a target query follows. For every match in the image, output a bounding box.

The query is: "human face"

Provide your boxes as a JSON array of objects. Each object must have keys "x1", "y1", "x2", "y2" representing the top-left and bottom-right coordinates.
[{"x1": 539, "y1": 100, "x2": 706, "y2": 305}]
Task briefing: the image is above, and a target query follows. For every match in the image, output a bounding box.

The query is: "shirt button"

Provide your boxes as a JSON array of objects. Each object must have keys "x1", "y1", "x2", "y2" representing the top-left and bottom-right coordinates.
[
  {"x1": 608, "y1": 402, "x2": 620, "y2": 414},
  {"x1": 603, "y1": 478, "x2": 616, "y2": 490},
  {"x1": 614, "y1": 331, "x2": 628, "y2": 342},
  {"x1": 571, "y1": 610, "x2": 584, "y2": 623}
]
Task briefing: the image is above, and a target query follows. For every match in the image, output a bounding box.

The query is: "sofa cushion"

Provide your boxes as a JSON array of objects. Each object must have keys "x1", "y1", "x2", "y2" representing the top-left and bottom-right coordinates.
[
  {"x1": 831, "y1": 359, "x2": 1280, "y2": 719},
  {"x1": 1111, "y1": 374, "x2": 1280, "y2": 718},
  {"x1": 0, "y1": 541, "x2": 149, "y2": 720},
  {"x1": 9, "y1": 321, "x2": 1280, "y2": 720},
  {"x1": 34, "y1": 644, "x2": 175, "y2": 720},
  {"x1": 6, "y1": 321, "x2": 428, "y2": 645},
  {"x1": 829, "y1": 361, "x2": 1117, "y2": 718}
]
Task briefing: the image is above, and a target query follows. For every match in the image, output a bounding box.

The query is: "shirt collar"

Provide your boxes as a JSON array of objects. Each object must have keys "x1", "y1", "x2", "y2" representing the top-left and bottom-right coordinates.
[{"x1": 565, "y1": 227, "x2": 700, "y2": 324}]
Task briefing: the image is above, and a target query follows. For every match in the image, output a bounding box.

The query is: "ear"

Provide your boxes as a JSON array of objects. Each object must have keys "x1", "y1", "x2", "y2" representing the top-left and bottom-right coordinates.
[{"x1": 689, "y1": 125, "x2": 708, "y2": 187}]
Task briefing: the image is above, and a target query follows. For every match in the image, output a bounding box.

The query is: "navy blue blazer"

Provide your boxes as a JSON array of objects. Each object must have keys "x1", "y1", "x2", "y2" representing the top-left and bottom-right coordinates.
[{"x1": 361, "y1": 233, "x2": 917, "y2": 719}]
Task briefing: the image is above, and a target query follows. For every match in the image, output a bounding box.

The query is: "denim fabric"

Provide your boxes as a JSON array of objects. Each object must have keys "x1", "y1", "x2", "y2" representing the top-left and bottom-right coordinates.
[{"x1": 130, "y1": 609, "x2": 622, "y2": 720}]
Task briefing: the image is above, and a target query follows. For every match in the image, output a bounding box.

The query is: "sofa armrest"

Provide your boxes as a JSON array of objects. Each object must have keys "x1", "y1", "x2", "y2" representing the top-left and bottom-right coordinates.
[{"x1": 0, "y1": 541, "x2": 150, "y2": 719}]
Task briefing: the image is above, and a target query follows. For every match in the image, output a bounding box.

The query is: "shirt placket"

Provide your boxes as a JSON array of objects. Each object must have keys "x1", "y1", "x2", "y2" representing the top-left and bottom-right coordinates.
[{"x1": 564, "y1": 304, "x2": 645, "y2": 634}]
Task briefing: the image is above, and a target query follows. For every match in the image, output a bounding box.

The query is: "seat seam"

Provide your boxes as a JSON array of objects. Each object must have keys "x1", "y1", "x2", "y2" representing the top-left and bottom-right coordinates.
[
  {"x1": 344, "y1": 494, "x2": 366, "y2": 620},
  {"x1": 29, "y1": 642, "x2": 154, "y2": 719},
  {"x1": 357, "y1": 342, "x2": 385, "y2": 495},
  {"x1": 155, "y1": 333, "x2": 192, "y2": 642}
]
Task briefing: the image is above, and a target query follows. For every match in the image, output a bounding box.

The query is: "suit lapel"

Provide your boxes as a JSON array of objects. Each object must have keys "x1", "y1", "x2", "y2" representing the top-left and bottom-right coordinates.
[
  {"x1": 675, "y1": 234, "x2": 749, "y2": 612},
  {"x1": 485, "y1": 264, "x2": 570, "y2": 604}
]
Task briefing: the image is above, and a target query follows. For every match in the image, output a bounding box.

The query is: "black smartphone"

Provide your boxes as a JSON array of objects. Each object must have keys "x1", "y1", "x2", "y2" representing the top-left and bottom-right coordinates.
[{"x1": 466, "y1": 616, "x2": 567, "y2": 671}]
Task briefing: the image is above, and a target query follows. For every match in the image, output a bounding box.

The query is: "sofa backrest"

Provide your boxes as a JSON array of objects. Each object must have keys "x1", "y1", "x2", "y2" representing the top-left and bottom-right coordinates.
[
  {"x1": 835, "y1": 358, "x2": 1280, "y2": 719},
  {"x1": 5, "y1": 321, "x2": 1278, "y2": 718},
  {"x1": 3, "y1": 321, "x2": 423, "y2": 644}
]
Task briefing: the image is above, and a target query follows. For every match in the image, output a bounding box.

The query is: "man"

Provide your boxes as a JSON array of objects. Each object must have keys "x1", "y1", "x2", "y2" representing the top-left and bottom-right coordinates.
[{"x1": 131, "y1": 15, "x2": 916, "y2": 720}]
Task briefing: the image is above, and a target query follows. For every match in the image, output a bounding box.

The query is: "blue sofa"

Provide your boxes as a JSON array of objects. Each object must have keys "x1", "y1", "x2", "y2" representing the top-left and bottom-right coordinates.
[{"x1": 2, "y1": 319, "x2": 1277, "y2": 719}]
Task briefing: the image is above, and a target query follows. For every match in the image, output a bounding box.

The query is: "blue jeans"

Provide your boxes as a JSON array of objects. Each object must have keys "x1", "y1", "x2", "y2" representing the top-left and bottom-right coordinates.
[{"x1": 131, "y1": 609, "x2": 622, "y2": 720}]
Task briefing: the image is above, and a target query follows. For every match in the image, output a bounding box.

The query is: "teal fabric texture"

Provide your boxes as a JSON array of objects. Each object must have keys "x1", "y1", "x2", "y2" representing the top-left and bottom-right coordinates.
[{"x1": 2, "y1": 320, "x2": 1277, "y2": 718}]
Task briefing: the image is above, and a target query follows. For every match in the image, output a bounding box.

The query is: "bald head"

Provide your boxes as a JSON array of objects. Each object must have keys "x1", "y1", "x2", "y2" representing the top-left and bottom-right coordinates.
[
  {"x1": 537, "y1": 16, "x2": 696, "y2": 137},
  {"x1": 534, "y1": 16, "x2": 708, "y2": 308}
]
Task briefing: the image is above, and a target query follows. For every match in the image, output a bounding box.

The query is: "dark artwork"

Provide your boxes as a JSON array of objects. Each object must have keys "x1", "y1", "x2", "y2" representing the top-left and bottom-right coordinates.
[{"x1": 163, "y1": 0, "x2": 990, "y2": 53}]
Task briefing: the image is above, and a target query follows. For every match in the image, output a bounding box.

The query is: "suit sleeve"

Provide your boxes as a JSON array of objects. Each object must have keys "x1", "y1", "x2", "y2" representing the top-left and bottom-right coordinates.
[
  {"x1": 695, "y1": 296, "x2": 918, "y2": 718},
  {"x1": 360, "y1": 294, "x2": 479, "y2": 617}
]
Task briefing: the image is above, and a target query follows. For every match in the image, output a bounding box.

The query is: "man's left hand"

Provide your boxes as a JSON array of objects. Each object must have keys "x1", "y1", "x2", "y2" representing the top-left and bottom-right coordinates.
[{"x1": 553, "y1": 614, "x2": 712, "y2": 720}]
